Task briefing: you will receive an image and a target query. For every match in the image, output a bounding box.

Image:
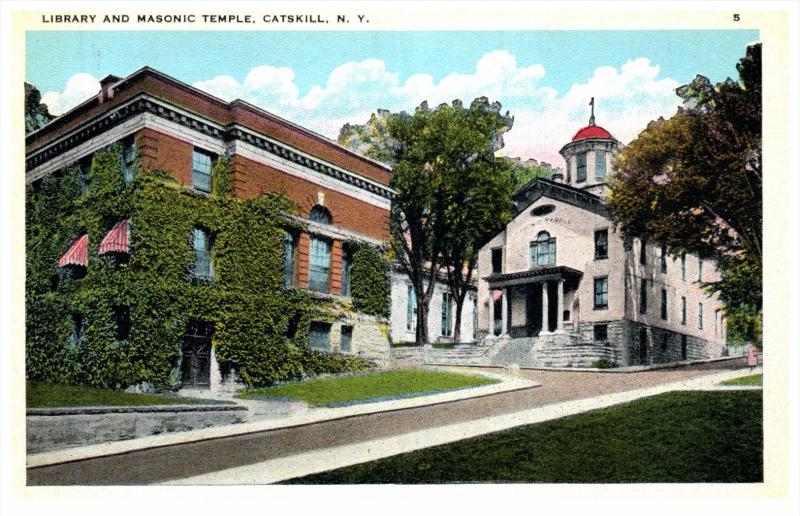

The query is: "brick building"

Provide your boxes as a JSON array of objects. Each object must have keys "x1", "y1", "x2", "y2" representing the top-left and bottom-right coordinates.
[{"x1": 26, "y1": 67, "x2": 397, "y2": 389}]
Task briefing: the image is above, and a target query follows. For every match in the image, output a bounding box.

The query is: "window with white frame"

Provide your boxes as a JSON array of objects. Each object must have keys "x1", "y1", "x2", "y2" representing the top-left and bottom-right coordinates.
[
  {"x1": 192, "y1": 227, "x2": 213, "y2": 280},
  {"x1": 594, "y1": 277, "x2": 608, "y2": 309},
  {"x1": 594, "y1": 229, "x2": 608, "y2": 260},
  {"x1": 121, "y1": 139, "x2": 136, "y2": 184},
  {"x1": 595, "y1": 150, "x2": 606, "y2": 179},
  {"x1": 406, "y1": 284, "x2": 417, "y2": 331},
  {"x1": 282, "y1": 232, "x2": 297, "y2": 288},
  {"x1": 441, "y1": 291, "x2": 453, "y2": 337},
  {"x1": 576, "y1": 152, "x2": 587, "y2": 182},
  {"x1": 530, "y1": 231, "x2": 556, "y2": 267},
  {"x1": 309, "y1": 237, "x2": 331, "y2": 293},
  {"x1": 192, "y1": 149, "x2": 213, "y2": 193}
]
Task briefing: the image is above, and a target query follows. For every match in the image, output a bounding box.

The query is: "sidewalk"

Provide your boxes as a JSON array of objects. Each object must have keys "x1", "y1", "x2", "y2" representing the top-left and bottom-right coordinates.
[
  {"x1": 163, "y1": 366, "x2": 760, "y2": 484},
  {"x1": 27, "y1": 367, "x2": 539, "y2": 468}
]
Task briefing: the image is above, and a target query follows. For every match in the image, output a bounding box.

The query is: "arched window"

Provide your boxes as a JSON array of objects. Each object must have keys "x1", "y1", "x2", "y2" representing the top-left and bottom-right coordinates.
[
  {"x1": 529, "y1": 231, "x2": 556, "y2": 267},
  {"x1": 309, "y1": 205, "x2": 332, "y2": 225}
]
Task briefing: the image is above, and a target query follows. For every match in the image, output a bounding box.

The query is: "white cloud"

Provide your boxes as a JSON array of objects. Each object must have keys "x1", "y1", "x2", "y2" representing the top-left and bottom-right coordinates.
[
  {"x1": 41, "y1": 73, "x2": 100, "y2": 116},
  {"x1": 45, "y1": 52, "x2": 682, "y2": 166}
]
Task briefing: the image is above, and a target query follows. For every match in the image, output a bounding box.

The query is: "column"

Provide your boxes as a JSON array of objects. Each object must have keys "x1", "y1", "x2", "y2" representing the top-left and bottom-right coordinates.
[
  {"x1": 541, "y1": 281, "x2": 549, "y2": 334},
  {"x1": 501, "y1": 288, "x2": 509, "y2": 336},
  {"x1": 556, "y1": 279, "x2": 564, "y2": 332},
  {"x1": 487, "y1": 290, "x2": 495, "y2": 338}
]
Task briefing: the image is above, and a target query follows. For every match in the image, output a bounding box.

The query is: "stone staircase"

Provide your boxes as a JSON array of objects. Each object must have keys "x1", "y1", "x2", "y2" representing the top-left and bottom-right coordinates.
[
  {"x1": 490, "y1": 337, "x2": 538, "y2": 367},
  {"x1": 422, "y1": 344, "x2": 494, "y2": 367}
]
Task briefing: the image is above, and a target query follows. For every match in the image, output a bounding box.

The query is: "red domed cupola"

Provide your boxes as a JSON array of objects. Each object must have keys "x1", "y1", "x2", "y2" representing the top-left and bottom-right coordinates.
[
  {"x1": 572, "y1": 124, "x2": 614, "y2": 142},
  {"x1": 557, "y1": 97, "x2": 620, "y2": 198}
]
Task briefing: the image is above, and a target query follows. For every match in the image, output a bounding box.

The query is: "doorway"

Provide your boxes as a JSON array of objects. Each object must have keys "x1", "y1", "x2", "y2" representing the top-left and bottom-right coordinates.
[
  {"x1": 181, "y1": 320, "x2": 213, "y2": 388},
  {"x1": 639, "y1": 327, "x2": 649, "y2": 365}
]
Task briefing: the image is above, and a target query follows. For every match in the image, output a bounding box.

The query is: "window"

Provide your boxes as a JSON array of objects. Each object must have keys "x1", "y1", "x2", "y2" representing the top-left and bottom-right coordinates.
[
  {"x1": 661, "y1": 288, "x2": 668, "y2": 320},
  {"x1": 472, "y1": 295, "x2": 478, "y2": 340},
  {"x1": 192, "y1": 228, "x2": 214, "y2": 280},
  {"x1": 491, "y1": 248, "x2": 503, "y2": 274},
  {"x1": 282, "y1": 232, "x2": 296, "y2": 288},
  {"x1": 309, "y1": 237, "x2": 332, "y2": 293},
  {"x1": 192, "y1": 149, "x2": 213, "y2": 193},
  {"x1": 681, "y1": 296, "x2": 687, "y2": 325},
  {"x1": 715, "y1": 309, "x2": 720, "y2": 336},
  {"x1": 530, "y1": 231, "x2": 556, "y2": 267},
  {"x1": 69, "y1": 313, "x2": 85, "y2": 348},
  {"x1": 310, "y1": 205, "x2": 333, "y2": 225},
  {"x1": 593, "y1": 324, "x2": 608, "y2": 342},
  {"x1": 406, "y1": 285, "x2": 417, "y2": 331},
  {"x1": 78, "y1": 155, "x2": 92, "y2": 195},
  {"x1": 113, "y1": 305, "x2": 131, "y2": 341},
  {"x1": 563, "y1": 310, "x2": 571, "y2": 322},
  {"x1": 698, "y1": 259, "x2": 704, "y2": 282},
  {"x1": 640, "y1": 238, "x2": 648, "y2": 265},
  {"x1": 594, "y1": 277, "x2": 608, "y2": 309},
  {"x1": 681, "y1": 253, "x2": 686, "y2": 281},
  {"x1": 120, "y1": 139, "x2": 136, "y2": 184},
  {"x1": 309, "y1": 322, "x2": 331, "y2": 351},
  {"x1": 639, "y1": 279, "x2": 648, "y2": 314},
  {"x1": 594, "y1": 229, "x2": 608, "y2": 260},
  {"x1": 681, "y1": 334, "x2": 688, "y2": 360},
  {"x1": 661, "y1": 333, "x2": 669, "y2": 351},
  {"x1": 441, "y1": 292, "x2": 453, "y2": 337},
  {"x1": 340, "y1": 325, "x2": 353, "y2": 352},
  {"x1": 660, "y1": 244, "x2": 668, "y2": 273},
  {"x1": 341, "y1": 245, "x2": 353, "y2": 297},
  {"x1": 576, "y1": 152, "x2": 587, "y2": 182},
  {"x1": 595, "y1": 150, "x2": 606, "y2": 179},
  {"x1": 698, "y1": 303, "x2": 704, "y2": 330}
]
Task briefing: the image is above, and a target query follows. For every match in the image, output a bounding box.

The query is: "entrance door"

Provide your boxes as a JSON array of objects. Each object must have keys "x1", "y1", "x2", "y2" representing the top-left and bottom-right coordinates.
[
  {"x1": 639, "y1": 327, "x2": 649, "y2": 365},
  {"x1": 181, "y1": 320, "x2": 213, "y2": 388},
  {"x1": 525, "y1": 285, "x2": 542, "y2": 337}
]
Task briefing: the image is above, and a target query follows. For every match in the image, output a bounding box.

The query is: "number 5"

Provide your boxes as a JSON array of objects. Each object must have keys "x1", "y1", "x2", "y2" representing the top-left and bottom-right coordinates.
[{"x1": 733, "y1": 13, "x2": 740, "y2": 21}]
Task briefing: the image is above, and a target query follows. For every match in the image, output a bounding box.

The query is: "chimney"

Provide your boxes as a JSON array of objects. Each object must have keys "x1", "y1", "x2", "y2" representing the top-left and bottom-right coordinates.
[{"x1": 98, "y1": 74, "x2": 121, "y2": 103}]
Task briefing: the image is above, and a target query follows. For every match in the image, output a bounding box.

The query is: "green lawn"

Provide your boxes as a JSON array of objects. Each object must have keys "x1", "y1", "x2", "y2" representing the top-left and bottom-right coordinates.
[
  {"x1": 26, "y1": 382, "x2": 223, "y2": 408},
  {"x1": 722, "y1": 374, "x2": 762, "y2": 386},
  {"x1": 286, "y1": 391, "x2": 762, "y2": 483},
  {"x1": 237, "y1": 369, "x2": 498, "y2": 407}
]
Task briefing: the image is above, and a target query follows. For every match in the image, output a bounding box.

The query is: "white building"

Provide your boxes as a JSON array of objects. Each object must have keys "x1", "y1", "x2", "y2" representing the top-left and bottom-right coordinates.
[
  {"x1": 389, "y1": 267, "x2": 478, "y2": 345},
  {"x1": 474, "y1": 113, "x2": 727, "y2": 367}
]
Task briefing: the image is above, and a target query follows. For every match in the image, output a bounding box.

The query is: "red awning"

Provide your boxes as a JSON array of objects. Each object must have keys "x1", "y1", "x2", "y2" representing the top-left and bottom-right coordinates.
[
  {"x1": 57, "y1": 234, "x2": 89, "y2": 267},
  {"x1": 98, "y1": 219, "x2": 130, "y2": 255},
  {"x1": 484, "y1": 289, "x2": 504, "y2": 304}
]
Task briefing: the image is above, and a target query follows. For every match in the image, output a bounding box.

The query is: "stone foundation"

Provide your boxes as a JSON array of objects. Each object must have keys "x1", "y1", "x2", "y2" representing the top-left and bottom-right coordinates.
[{"x1": 392, "y1": 319, "x2": 725, "y2": 369}]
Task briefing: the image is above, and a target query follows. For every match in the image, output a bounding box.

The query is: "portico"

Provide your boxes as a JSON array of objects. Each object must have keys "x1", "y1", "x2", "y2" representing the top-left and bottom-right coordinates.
[{"x1": 485, "y1": 266, "x2": 582, "y2": 338}]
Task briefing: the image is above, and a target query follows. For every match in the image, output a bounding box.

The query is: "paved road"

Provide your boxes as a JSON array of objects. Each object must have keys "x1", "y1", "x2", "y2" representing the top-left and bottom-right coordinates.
[{"x1": 27, "y1": 358, "x2": 750, "y2": 485}]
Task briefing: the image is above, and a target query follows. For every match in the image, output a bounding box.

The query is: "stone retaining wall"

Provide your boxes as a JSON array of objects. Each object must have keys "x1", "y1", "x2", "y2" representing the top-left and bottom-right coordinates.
[
  {"x1": 388, "y1": 318, "x2": 726, "y2": 369},
  {"x1": 27, "y1": 404, "x2": 249, "y2": 454}
]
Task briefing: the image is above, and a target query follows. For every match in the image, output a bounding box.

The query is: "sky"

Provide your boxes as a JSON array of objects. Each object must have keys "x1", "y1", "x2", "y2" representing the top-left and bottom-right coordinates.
[{"x1": 26, "y1": 30, "x2": 758, "y2": 165}]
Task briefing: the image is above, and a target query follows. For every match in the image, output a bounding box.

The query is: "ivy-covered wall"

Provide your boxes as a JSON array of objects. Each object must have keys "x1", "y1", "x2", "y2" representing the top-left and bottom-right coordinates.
[{"x1": 26, "y1": 144, "x2": 387, "y2": 391}]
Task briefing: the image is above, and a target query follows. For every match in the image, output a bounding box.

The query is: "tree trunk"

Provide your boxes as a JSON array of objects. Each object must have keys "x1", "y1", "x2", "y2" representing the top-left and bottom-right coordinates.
[
  {"x1": 415, "y1": 289, "x2": 430, "y2": 346},
  {"x1": 452, "y1": 295, "x2": 465, "y2": 344}
]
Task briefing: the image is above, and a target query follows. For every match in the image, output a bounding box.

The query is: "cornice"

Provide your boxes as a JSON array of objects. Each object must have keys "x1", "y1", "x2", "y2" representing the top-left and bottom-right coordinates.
[{"x1": 26, "y1": 94, "x2": 395, "y2": 201}]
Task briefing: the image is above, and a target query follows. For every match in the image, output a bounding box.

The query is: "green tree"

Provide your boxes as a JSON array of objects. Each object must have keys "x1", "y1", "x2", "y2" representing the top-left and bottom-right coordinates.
[
  {"x1": 506, "y1": 157, "x2": 555, "y2": 192},
  {"x1": 25, "y1": 82, "x2": 55, "y2": 133},
  {"x1": 339, "y1": 98, "x2": 515, "y2": 344},
  {"x1": 608, "y1": 44, "x2": 761, "y2": 345}
]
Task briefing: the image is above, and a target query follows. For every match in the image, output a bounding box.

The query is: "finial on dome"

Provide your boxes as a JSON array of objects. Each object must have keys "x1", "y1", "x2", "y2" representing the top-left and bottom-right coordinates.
[{"x1": 589, "y1": 97, "x2": 596, "y2": 126}]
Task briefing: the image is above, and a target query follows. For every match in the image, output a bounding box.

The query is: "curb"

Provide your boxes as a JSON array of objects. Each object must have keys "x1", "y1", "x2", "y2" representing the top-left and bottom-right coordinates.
[{"x1": 27, "y1": 370, "x2": 539, "y2": 469}]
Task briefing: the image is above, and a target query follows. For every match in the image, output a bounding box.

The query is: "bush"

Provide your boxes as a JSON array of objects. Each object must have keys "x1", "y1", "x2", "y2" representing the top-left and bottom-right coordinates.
[
  {"x1": 591, "y1": 359, "x2": 617, "y2": 369},
  {"x1": 299, "y1": 349, "x2": 374, "y2": 377}
]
